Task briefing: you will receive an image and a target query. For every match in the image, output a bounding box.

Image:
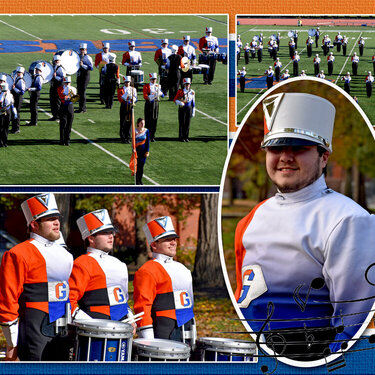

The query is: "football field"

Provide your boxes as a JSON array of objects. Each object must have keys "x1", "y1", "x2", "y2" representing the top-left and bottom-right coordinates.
[
  {"x1": 0, "y1": 15, "x2": 227, "y2": 186},
  {"x1": 236, "y1": 22, "x2": 375, "y2": 128}
]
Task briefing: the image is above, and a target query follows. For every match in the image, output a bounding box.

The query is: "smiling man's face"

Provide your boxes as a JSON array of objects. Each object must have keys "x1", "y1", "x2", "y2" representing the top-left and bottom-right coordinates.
[{"x1": 265, "y1": 145, "x2": 329, "y2": 193}]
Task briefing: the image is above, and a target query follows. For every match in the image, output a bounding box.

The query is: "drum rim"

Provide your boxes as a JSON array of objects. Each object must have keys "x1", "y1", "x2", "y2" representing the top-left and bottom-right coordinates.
[
  {"x1": 133, "y1": 338, "x2": 191, "y2": 356},
  {"x1": 197, "y1": 337, "x2": 257, "y2": 354},
  {"x1": 73, "y1": 319, "x2": 134, "y2": 336}
]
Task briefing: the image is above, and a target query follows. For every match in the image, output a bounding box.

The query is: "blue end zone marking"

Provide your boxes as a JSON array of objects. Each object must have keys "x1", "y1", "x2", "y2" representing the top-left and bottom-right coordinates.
[
  {"x1": 237, "y1": 76, "x2": 269, "y2": 90},
  {"x1": 1, "y1": 38, "x2": 227, "y2": 54},
  {"x1": 229, "y1": 40, "x2": 236, "y2": 98}
]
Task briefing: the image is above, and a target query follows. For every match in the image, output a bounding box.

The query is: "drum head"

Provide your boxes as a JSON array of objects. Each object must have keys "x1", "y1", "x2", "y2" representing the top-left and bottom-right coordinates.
[
  {"x1": 0, "y1": 73, "x2": 14, "y2": 88},
  {"x1": 11, "y1": 70, "x2": 32, "y2": 89},
  {"x1": 130, "y1": 70, "x2": 143, "y2": 76},
  {"x1": 308, "y1": 29, "x2": 316, "y2": 37},
  {"x1": 73, "y1": 318, "x2": 133, "y2": 339},
  {"x1": 133, "y1": 338, "x2": 190, "y2": 359},
  {"x1": 288, "y1": 31, "x2": 294, "y2": 38},
  {"x1": 197, "y1": 337, "x2": 257, "y2": 355},
  {"x1": 198, "y1": 64, "x2": 209, "y2": 69},
  {"x1": 60, "y1": 49, "x2": 80, "y2": 75}
]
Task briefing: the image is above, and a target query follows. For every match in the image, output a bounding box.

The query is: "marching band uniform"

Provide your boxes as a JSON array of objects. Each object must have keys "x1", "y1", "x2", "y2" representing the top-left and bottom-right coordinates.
[
  {"x1": 265, "y1": 67, "x2": 274, "y2": 89},
  {"x1": 95, "y1": 43, "x2": 111, "y2": 104},
  {"x1": 317, "y1": 70, "x2": 325, "y2": 79},
  {"x1": 174, "y1": 78, "x2": 195, "y2": 142},
  {"x1": 76, "y1": 43, "x2": 93, "y2": 113},
  {"x1": 343, "y1": 72, "x2": 351, "y2": 94},
  {"x1": 134, "y1": 217, "x2": 195, "y2": 343},
  {"x1": 244, "y1": 43, "x2": 250, "y2": 64},
  {"x1": 117, "y1": 76, "x2": 137, "y2": 143},
  {"x1": 276, "y1": 33, "x2": 281, "y2": 51},
  {"x1": 342, "y1": 36, "x2": 348, "y2": 56},
  {"x1": 235, "y1": 93, "x2": 375, "y2": 359},
  {"x1": 199, "y1": 27, "x2": 219, "y2": 85},
  {"x1": 0, "y1": 83, "x2": 17, "y2": 147},
  {"x1": 70, "y1": 210, "x2": 133, "y2": 322},
  {"x1": 167, "y1": 46, "x2": 183, "y2": 102},
  {"x1": 334, "y1": 32, "x2": 343, "y2": 52},
  {"x1": 327, "y1": 53, "x2": 335, "y2": 75},
  {"x1": 288, "y1": 38, "x2": 296, "y2": 59},
  {"x1": 143, "y1": 73, "x2": 164, "y2": 142},
  {"x1": 306, "y1": 36, "x2": 314, "y2": 57},
  {"x1": 315, "y1": 28, "x2": 320, "y2": 48},
  {"x1": 366, "y1": 72, "x2": 374, "y2": 98},
  {"x1": 274, "y1": 58, "x2": 282, "y2": 82},
  {"x1": 122, "y1": 41, "x2": 142, "y2": 76},
  {"x1": 313, "y1": 54, "x2": 321, "y2": 76},
  {"x1": 134, "y1": 122, "x2": 150, "y2": 185},
  {"x1": 0, "y1": 194, "x2": 73, "y2": 361},
  {"x1": 358, "y1": 37, "x2": 365, "y2": 56},
  {"x1": 102, "y1": 53, "x2": 120, "y2": 109},
  {"x1": 57, "y1": 76, "x2": 76, "y2": 146},
  {"x1": 10, "y1": 68, "x2": 26, "y2": 134},
  {"x1": 178, "y1": 35, "x2": 197, "y2": 84},
  {"x1": 250, "y1": 39, "x2": 257, "y2": 59},
  {"x1": 293, "y1": 30, "x2": 298, "y2": 48},
  {"x1": 27, "y1": 64, "x2": 43, "y2": 126},
  {"x1": 300, "y1": 70, "x2": 306, "y2": 77},
  {"x1": 281, "y1": 69, "x2": 290, "y2": 80},
  {"x1": 257, "y1": 43, "x2": 263, "y2": 62},
  {"x1": 322, "y1": 35, "x2": 331, "y2": 56},
  {"x1": 292, "y1": 52, "x2": 300, "y2": 76},
  {"x1": 49, "y1": 55, "x2": 65, "y2": 121},
  {"x1": 237, "y1": 35, "x2": 242, "y2": 60},
  {"x1": 238, "y1": 67, "x2": 246, "y2": 93},
  {"x1": 155, "y1": 39, "x2": 172, "y2": 96},
  {"x1": 352, "y1": 53, "x2": 359, "y2": 76}
]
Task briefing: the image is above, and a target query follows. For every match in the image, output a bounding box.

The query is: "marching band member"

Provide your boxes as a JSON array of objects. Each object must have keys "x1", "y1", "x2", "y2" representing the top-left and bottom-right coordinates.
[
  {"x1": 267, "y1": 37, "x2": 274, "y2": 58},
  {"x1": 244, "y1": 43, "x2": 250, "y2": 64},
  {"x1": 274, "y1": 58, "x2": 282, "y2": 82},
  {"x1": 300, "y1": 69, "x2": 307, "y2": 77},
  {"x1": 281, "y1": 69, "x2": 290, "y2": 80},
  {"x1": 342, "y1": 35, "x2": 349, "y2": 56},
  {"x1": 154, "y1": 39, "x2": 171, "y2": 96},
  {"x1": 334, "y1": 32, "x2": 343, "y2": 53},
  {"x1": 49, "y1": 55, "x2": 65, "y2": 122},
  {"x1": 134, "y1": 117, "x2": 150, "y2": 185},
  {"x1": 306, "y1": 35, "x2": 314, "y2": 57},
  {"x1": 293, "y1": 30, "x2": 299, "y2": 48},
  {"x1": 0, "y1": 193, "x2": 73, "y2": 361},
  {"x1": 174, "y1": 77, "x2": 195, "y2": 142},
  {"x1": 238, "y1": 67, "x2": 246, "y2": 93},
  {"x1": 317, "y1": 69, "x2": 326, "y2": 79},
  {"x1": 258, "y1": 33, "x2": 264, "y2": 45},
  {"x1": 76, "y1": 43, "x2": 93, "y2": 114},
  {"x1": 270, "y1": 39, "x2": 278, "y2": 61},
  {"x1": 237, "y1": 35, "x2": 242, "y2": 60},
  {"x1": 178, "y1": 35, "x2": 197, "y2": 84},
  {"x1": 95, "y1": 42, "x2": 111, "y2": 104},
  {"x1": 167, "y1": 45, "x2": 183, "y2": 102},
  {"x1": 292, "y1": 51, "x2": 300, "y2": 76},
  {"x1": 372, "y1": 54, "x2": 375, "y2": 73},
  {"x1": 265, "y1": 66, "x2": 274, "y2": 89},
  {"x1": 276, "y1": 32, "x2": 281, "y2": 51},
  {"x1": 257, "y1": 42, "x2": 263, "y2": 62},
  {"x1": 199, "y1": 26, "x2": 219, "y2": 85},
  {"x1": 358, "y1": 37, "x2": 365, "y2": 56},
  {"x1": 342, "y1": 72, "x2": 351, "y2": 94},
  {"x1": 288, "y1": 37, "x2": 296, "y2": 59},
  {"x1": 315, "y1": 27, "x2": 320, "y2": 48},
  {"x1": 26, "y1": 63, "x2": 43, "y2": 126},
  {"x1": 122, "y1": 41, "x2": 142, "y2": 76},
  {"x1": 352, "y1": 52, "x2": 359, "y2": 76},
  {"x1": 327, "y1": 52, "x2": 335, "y2": 75},
  {"x1": 143, "y1": 72, "x2": 164, "y2": 142},
  {"x1": 0, "y1": 83, "x2": 17, "y2": 148},
  {"x1": 69, "y1": 209, "x2": 135, "y2": 328},
  {"x1": 102, "y1": 53, "x2": 120, "y2": 109},
  {"x1": 313, "y1": 53, "x2": 321, "y2": 76},
  {"x1": 10, "y1": 67, "x2": 26, "y2": 134},
  {"x1": 133, "y1": 216, "x2": 196, "y2": 344},
  {"x1": 57, "y1": 76, "x2": 77, "y2": 146},
  {"x1": 322, "y1": 34, "x2": 331, "y2": 56},
  {"x1": 117, "y1": 75, "x2": 137, "y2": 144},
  {"x1": 250, "y1": 38, "x2": 257, "y2": 59},
  {"x1": 366, "y1": 71, "x2": 374, "y2": 98}
]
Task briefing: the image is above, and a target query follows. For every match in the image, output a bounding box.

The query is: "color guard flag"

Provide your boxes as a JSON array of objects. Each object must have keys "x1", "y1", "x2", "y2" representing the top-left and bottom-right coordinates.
[{"x1": 129, "y1": 106, "x2": 137, "y2": 177}]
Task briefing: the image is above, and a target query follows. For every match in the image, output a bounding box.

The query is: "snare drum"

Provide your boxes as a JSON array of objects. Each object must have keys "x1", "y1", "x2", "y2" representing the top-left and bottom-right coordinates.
[
  {"x1": 73, "y1": 319, "x2": 133, "y2": 362},
  {"x1": 0, "y1": 73, "x2": 14, "y2": 89},
  {"x1": 198, "y1": 64, "x2": 209, "y2": 75},
  {"x1": 192, "y1": 66, "x2": 202, "y2": 75},
  {"x1": 132, "y1": 338, "x2": 190, "y2": 362},
  {"x1": 196, "y1": 337, "x2": 257, "y2": 362},
  {"x1": 130, "y1": 70, "x2": 144, "y2": 84}
]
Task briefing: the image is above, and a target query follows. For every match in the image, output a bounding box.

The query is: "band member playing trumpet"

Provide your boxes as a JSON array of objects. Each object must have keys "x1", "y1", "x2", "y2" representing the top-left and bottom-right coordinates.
[
  {"x1": 49, "y1": 54, "x2": 65, "y2": 121},
  {"x1": 0, "y1": 82, "x2": 17, "y2": 148},
  {"x1": 27, "y1": 63, "x2": 43, "y2": 126},
  {"x1": 352, "y1": 52, "x2": 359, "y2": 76},
  {"x1": 327, "y1": 52, "x2": 335, "y2": 75},
  {"x1": 313, "y1": 53, "x2": 321, "y2": 76},
  {"x1": 58, "y1": 76, "x2": 78, "y2": 146},
  {"x1": 174, "y1": 77, "x2": 195, "y2": 142},
  {"x1": 199, "y1": 27, "x2": 219, "y2": 85},
  {"x1": 102, "y1": 53, "x2": 120, "y2": 109},
  {"x1": 143, "y1": 73, "x2": 164, "y2": 142},
  {"x1": 122, "y1": 41, "x2": 142, "y2": 76},
  {"x1": 342, "y1": 72, "x2": 351, "y2": 94},
  {"x1": 10, "y1": 67, "x2": 26, "y2": 134},
  {"x1": 76, "y1": 43, "x2": 93, "y2": 113},
  {"x1": 95, "y1": 42, "x2": 111, "y2": 104},
  {"x1": 154, "y1": 39, "x2": 171, "y2": 96},
  {"x1": 117, "y1": 75, "x2": 137, "y2": 144},
  {"x1": 366, "y1": 71, "x2": 374, "y2": 98},
  {"x1": 238, "y1": 67, "x2": 246, "y2": 93}
]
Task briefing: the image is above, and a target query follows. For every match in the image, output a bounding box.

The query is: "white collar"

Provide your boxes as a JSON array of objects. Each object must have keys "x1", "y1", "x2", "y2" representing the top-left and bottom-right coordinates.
[
  {"x1": 87, "y1": 247, "x2": 110, "y2": 257},
  {"x1": 30, "y1": 232, "x2": 56, "y2": 247},
  {"x1": 153, "y1": 252, "x2": 173, "y2": 263}
]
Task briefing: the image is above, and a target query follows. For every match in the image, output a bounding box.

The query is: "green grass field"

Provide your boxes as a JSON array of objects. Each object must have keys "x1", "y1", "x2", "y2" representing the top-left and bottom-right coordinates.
[
  {"x1": 236, "y1": 24, "x2": 375, "y2": 126},
  {"x1": 0, "y1": 15, "x2": 228, "y2": 185}
]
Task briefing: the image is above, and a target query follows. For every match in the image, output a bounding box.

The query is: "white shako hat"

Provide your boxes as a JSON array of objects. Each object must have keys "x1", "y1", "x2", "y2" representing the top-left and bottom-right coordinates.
[
  {"x1": 261, "y1": 93, "x2": 335, "y2": 152},
  {"x1": 21, "y1": 193, "x2": 61, "y2": 226},
  {"x1": 77, "y1": 209, "x2": 116, "y2": 240},
  {"x1": 80, "y1": 43, "x2": 87, "y2": 49},
  {"x1": 143, "y1": 216, "x2": 179, "y2": 244}
]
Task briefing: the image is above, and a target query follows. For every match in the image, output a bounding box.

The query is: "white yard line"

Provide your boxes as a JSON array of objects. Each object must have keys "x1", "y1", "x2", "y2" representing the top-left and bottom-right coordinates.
[
  {"x1": 0, "y1": 19, "x2": 42, "y2": 39},
  {"x1": 195, "y1": 109, "x2": 227, "y2": 125}
]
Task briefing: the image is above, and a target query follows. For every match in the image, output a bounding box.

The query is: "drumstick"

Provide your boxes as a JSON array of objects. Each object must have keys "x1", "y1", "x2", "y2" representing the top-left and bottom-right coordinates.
[{"x1": 123, "y1": 311, "x2": 144, "y2": 324}]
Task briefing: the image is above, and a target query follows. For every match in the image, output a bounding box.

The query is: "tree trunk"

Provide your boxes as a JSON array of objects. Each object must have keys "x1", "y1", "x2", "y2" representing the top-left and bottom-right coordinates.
[
  {"x1": 55, "y1": 194, "x2": 73, "y2": 243},
  {"x1": 192, "y1": 194, "x2": 226, "y2": 291},
  {"x1": 135, "y1": 215, "x2": 148, "y2": 266}
]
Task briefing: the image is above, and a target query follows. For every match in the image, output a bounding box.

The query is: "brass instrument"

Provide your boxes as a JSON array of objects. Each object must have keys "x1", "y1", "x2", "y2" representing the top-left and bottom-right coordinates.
[
  {"x1": 68, "y1": 88, "x2": 80, "y2": 103},
  {"x1": 181, "y1": 57, "x2": 190, "y2": 73}
]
